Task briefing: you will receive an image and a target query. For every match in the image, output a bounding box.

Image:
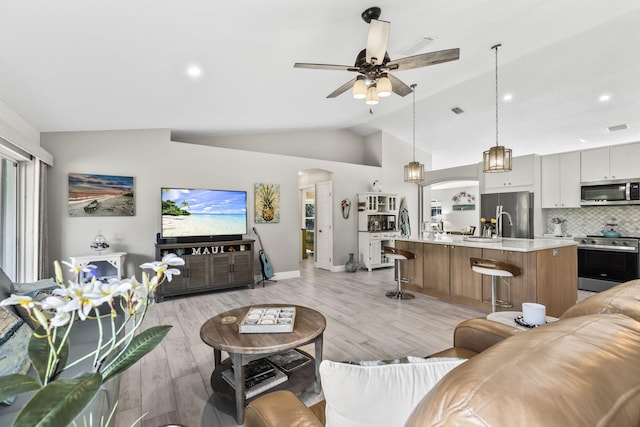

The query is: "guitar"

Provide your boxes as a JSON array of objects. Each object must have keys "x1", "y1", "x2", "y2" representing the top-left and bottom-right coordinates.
[{"x1": 253, "y1": 227, "x2": 275, "y2": 280}]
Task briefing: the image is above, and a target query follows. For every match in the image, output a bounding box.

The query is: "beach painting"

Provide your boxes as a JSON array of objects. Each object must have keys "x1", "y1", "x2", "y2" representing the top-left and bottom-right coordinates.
[{"x1": 68, "y1": 173, "x2": 135, "y2": 217}]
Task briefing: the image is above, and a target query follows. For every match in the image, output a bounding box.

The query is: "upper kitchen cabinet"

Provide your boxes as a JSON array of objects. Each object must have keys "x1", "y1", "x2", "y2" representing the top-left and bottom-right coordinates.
[
  {"x1": 581, "y1": 143, "x2": 640, "y2": 182},
  {"x1": 541, "y1": 151, "x2": 581, "y2": 208},
  {"x1": 483, "y1": 154, "x2": 536, "y2": 193},
  {"x1": 609, "y1": 143, "x2": 640, "y2": 180}
]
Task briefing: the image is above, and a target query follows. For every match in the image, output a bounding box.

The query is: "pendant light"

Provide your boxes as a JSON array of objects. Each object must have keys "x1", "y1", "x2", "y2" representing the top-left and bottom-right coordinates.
[
  {"x1": 483, "y1": 43, "x2": 512, "y2": 173},
  {"x1": 404, "y1": 84, "x2": 424, "y2": 183}
]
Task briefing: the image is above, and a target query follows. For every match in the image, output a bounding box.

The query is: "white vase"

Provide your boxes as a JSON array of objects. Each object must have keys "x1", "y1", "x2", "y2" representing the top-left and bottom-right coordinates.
[{"x1": 553, "y1": 223, "x2": 563, "y2": 237}]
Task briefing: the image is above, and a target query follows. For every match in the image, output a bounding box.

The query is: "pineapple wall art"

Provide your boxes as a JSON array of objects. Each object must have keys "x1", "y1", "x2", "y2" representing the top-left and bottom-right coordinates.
[{"x1": 255, "y1": 183, "x2": 280, "y2": 223}]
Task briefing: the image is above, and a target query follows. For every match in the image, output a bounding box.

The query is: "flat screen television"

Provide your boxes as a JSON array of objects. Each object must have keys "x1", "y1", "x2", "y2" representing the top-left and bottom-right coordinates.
[{"x1": 161, "y1": 187, "x2": 247, "y2": 241}]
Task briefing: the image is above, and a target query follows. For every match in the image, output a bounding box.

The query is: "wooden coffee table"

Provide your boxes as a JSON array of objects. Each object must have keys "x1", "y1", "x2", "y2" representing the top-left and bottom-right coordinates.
[{"x1": 200, "y1": 304, "x2": 326, "y2": 424}]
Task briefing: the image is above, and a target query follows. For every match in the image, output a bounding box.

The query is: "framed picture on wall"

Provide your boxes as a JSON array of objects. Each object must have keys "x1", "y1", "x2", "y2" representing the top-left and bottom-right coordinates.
[
  {"x1": 68, "y1": 173, "x2": 135, "y2": 217},
  {"x1": 255, "y1": 183, "x2": 280, "y2": 223}
]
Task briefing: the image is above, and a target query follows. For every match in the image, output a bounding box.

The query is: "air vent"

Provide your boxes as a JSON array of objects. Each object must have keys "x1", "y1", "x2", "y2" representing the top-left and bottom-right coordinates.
[
  {"x1": 451, "y1": 107, "x2": 464, "y2": 115},
  {"x1": 607, "y1": 124, "x2": 630, "y2": 132}
]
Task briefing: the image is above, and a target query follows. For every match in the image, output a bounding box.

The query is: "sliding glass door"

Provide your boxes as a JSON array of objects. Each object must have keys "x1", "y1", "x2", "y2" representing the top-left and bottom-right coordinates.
[{"x1": 0, "y1": 157, "x2": 17, "y2": 278}]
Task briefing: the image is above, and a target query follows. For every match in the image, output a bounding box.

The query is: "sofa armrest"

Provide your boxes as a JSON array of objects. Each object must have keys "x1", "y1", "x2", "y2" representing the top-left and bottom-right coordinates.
[
  {"x1": 245, "y1": 390, "x2": 323, "y2": 427},
  {"x1": 452, "y1": 318, "x2": 522, "y2": 353}
]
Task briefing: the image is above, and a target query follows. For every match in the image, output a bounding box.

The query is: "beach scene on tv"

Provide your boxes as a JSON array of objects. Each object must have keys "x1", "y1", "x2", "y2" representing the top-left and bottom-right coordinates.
[{"x1": 161, "y1": 188, "x2": 247, "y2": 237}]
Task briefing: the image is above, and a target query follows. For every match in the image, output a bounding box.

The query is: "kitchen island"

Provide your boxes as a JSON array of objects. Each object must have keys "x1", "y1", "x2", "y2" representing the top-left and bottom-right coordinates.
[{"x1": 394, "y1": 236, "x2": 577, "y2": 317}]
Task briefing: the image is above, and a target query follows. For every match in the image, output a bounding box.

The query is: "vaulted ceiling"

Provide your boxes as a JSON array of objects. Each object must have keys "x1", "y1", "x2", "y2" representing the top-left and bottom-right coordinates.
[{"x1": 1, "y1": 1, "x2": 639, "y2": 169}]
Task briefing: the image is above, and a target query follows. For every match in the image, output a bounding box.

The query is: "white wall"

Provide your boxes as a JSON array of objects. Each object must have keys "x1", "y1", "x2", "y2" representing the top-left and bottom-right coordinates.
[
  {"x1": 41, "y1": 129, "x2": 421, "y2": 277},
  {"x1": 431, "y1": 185, "x2": 480, "y2": 232},
  {"x1": 177, "y1": 129, "x2": 378, "y2": 166}
]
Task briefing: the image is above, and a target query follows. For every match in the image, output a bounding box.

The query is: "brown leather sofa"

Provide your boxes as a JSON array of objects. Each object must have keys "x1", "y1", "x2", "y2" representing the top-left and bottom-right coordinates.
[{"x1": 245, "y1": 279, "x2": 640, "y2": 427}]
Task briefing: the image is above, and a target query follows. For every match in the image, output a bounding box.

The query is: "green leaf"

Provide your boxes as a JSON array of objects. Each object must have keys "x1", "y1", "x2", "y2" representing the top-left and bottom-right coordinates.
[
  {"x1": 101, "y1": 325, "x2": 171, "y2": 383},
  {"x1": 0, "y1": 374, "x2": 41, "y2": 403},
  {"x1": 28, "y1": 327, "x2": 69, "y2": 383},
  {"x1": 13, "y1": 372, "x2": 102, "y2": 427}
]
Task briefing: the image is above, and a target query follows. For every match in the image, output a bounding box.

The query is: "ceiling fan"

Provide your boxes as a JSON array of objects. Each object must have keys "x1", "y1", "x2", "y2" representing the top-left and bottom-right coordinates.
[{"x1": 294, "y1": 7, "x2": 460, "y2": 105}]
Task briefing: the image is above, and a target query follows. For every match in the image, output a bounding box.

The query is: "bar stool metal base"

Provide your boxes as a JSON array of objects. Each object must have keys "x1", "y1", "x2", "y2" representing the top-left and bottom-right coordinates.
[{"x1": 386, "y1": 290, "x2": 415, "y2": 300}]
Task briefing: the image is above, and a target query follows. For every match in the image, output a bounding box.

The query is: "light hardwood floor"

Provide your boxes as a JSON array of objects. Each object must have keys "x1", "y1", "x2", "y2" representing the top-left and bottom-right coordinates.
[{"x1": 113, "y1": 259, "x2": 586, "y2": 427}]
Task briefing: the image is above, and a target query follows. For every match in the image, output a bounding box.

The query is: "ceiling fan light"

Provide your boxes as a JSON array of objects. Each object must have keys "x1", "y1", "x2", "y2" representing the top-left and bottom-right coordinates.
[
  {"x1": 366, "y1": 85, "x2": 379, "y2": 105},
  {"x1": 376, "y1": 76, "x2": 392, "y2": 97},
  {"x1": 352, "y1": 78, "x2": 367, "y2": 99},
  {"x1": 483, "y1": 145, "x2": 512, "y2": 173}
]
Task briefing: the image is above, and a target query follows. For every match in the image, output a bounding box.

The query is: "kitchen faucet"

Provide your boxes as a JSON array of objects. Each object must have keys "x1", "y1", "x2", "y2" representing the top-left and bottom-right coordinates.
[{"x1": 495, "y1": 205, "x2": 513, "y2": 238}]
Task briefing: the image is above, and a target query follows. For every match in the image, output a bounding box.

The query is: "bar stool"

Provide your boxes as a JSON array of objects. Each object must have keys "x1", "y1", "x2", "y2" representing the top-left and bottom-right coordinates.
[
  {"x1": 384, "y1": 246, "x2": 415, "y2": 300},
  {"x1": 470, "y1": 257, "x2": 522, "y2": 312}
]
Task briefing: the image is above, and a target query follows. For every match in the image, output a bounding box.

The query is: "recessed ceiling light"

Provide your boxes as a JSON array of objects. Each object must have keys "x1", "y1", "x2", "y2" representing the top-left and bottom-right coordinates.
[
  {"x1": 599, "y1": 94, "x2": 611, "y2": 102},
  {"x1": 502, "y1": 94, "x2": 513, "y2": 101},
  {"x1": 579, "y1": 138, "x2": 588, "y2": 143},
  {"x1": 186, "y1": 65, "x2": 202, "y2": 78}
]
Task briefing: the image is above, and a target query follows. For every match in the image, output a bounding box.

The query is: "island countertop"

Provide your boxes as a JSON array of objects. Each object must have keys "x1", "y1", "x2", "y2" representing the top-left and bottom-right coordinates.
[{"x1": 395, "y1": 235, "x2": 577, "y2": 252}]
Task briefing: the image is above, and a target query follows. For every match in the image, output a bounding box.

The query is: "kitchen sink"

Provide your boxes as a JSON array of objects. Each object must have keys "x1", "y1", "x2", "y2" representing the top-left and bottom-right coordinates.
[{"x1": 463, "y1": 236, "x2": 502, "y2": 243}]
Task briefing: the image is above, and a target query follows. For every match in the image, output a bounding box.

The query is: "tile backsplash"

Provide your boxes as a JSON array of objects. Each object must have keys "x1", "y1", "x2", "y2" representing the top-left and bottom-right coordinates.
[{"x1": 546, "y1": 206, "x2": 640, "y2": 237}]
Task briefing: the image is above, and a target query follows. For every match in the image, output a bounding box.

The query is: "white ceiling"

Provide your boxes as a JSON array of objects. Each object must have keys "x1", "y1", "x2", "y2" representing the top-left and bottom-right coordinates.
[{"x1": 1, "y1": 1, "x2": 640, "y2": 169}]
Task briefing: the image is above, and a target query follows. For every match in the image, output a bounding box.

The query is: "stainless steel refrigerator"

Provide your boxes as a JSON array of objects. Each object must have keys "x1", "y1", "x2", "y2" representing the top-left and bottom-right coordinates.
[{"x1": 480, "y1": 191, "x2": 534, "y2": 238}]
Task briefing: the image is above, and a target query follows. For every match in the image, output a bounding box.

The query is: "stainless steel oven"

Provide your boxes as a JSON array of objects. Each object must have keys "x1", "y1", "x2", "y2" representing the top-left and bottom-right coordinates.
[{"x1": 575, "y1": 236, "x2": 640, "y2": 292}]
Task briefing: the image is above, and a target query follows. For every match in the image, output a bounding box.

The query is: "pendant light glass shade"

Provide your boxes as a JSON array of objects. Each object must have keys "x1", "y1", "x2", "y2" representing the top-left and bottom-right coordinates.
[
  {"x1": 404, "y1": 84, "x2": 424, "y2": 183},
  {"x1": 376, "y1": 75, "x2": 392, "y2": 97},
  {"x1": 365, "y1": 85, "x2": 379, "y2": 105},
  {"x1": 482, "y1": 43, "x2": 512, "y2": 173},
  {"x1": 353, "y1": 77, "x2": 367, "y2": 99},
  {"x1": 404, "y1": 161, "x2": 424, "y2": 182},
  {"x1": 483, "y1": 145, "x2": 512, "y2": 173}
]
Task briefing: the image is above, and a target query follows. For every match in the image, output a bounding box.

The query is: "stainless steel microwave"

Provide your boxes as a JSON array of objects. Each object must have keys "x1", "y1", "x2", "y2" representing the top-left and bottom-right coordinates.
[{"x1": 581, "y1": 180, "x2": 640, "y2": 205}]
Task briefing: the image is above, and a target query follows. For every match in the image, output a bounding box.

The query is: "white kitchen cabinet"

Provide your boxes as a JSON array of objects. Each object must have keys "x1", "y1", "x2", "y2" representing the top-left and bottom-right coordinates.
[
  {"x1": 581, "y1": 143, "x2": 640, "y2": 182},
  {"x1": 357, "y1": 192, "x2": 400, "y2": 271},
  {"x1": 483, "y1": 155, "x2": 535, "y2": 193},
  {"x1": 358, "y1": 231, "x2": 401, "y2": 271},
  {"x1": 541, "y1": 152, "x2": 581, "y2": 208},
  {"x1": 581, "y1": 147, "x2": 610, "y2": 182},
  {"x1": 609, "y1": 143, "x2": 640, "y2": 180}
]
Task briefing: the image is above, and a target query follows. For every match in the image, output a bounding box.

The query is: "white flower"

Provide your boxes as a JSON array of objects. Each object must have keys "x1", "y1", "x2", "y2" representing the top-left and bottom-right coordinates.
[
  {"x1": 38, "y1": 295, "x2": 71, "y2": 327},
  {"x1": 61, "y1": 260, "x2": 98, "y2": 275},
  {"x1": 53, "y1": 281, "x2": 103, "y2": 321},
  {"x1": 0, "y1": 294, "x2": 34, "y2": 309},
  {"x1": 124, "y1": 276, "x2": 149, "y2": 302},
  {"x1": 50, "y1": 310, "x2": 72, "y2": 327},
  {"x1": 97, "y1": 279, "x2": 132, "y2": 301},
  {"x1": 141, "y1": 253, "x2": 184, "y2": 282}
]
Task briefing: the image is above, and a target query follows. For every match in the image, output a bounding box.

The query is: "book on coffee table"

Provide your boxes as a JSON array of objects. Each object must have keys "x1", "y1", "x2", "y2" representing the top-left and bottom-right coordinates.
[
  {"x1": 222, "y1": 360, "x2": 288, "y2": 399},
  {"x1": 267, "y1": 349, "x2": 312, "y2": 373},
  {"x1": 230, "y1": 358, "x2": 274, "y2": 380}
]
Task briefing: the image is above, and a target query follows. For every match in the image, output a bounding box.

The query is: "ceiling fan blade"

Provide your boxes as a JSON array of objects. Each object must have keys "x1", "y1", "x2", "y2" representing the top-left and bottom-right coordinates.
[
  {"x1": 327, "y1": 78, "x2": 358, "y2": 98},
  {"x1": 387, "y1": 48, "x2": 460, "y2": 72},
  {"x1": 387, "y1": 74, "x2": 413, "y2": 97},
  {"x1": 294, "y1": 63, "x2": 358, "y2": 72},
  {"x1": 366, "y1": 19, "x2": 390, "y2": 65}
]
